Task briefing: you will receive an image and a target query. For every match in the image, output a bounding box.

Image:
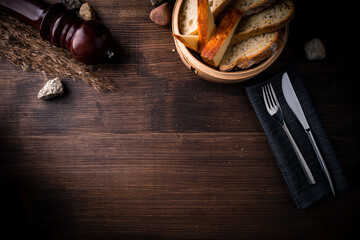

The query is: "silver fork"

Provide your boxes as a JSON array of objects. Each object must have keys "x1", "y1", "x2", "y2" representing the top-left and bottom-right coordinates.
[{"x1": 262, "y1": 83, "x2": 316, "y2": 185}]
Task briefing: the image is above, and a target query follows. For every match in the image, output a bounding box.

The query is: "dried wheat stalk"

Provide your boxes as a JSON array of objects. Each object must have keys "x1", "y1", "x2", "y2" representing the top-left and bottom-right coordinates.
[{"x1": 0, "y1": 12, "x2": 116, "y2": 91}]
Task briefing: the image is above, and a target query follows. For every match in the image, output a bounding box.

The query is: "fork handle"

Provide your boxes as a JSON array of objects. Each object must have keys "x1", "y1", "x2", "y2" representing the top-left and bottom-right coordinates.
[{"x1": 282, "y1": 124, "x2": 316, "y2": 185}]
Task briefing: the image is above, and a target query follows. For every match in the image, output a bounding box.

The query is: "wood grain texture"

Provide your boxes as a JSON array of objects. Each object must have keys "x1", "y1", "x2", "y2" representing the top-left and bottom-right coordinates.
[{"x1": 0, "y1": 0, "x2": 359, "y2": 239}]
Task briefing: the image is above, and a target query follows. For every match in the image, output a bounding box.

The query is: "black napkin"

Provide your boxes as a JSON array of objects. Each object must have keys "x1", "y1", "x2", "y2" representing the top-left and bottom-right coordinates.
[{"x1": 245, "y1": 66, "x2": 349, "y2": 210}]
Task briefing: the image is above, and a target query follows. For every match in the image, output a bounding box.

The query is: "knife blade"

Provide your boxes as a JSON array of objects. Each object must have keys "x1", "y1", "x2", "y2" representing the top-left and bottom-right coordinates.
[{"x1": 281, "y1": 72, "x2": 336, "y2": 196}]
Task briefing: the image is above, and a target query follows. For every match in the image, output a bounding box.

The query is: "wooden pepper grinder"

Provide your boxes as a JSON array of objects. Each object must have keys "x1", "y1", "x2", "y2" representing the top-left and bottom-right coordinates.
[{"x1": 0, "y1": 0, "x2": 113, "y2": 65}]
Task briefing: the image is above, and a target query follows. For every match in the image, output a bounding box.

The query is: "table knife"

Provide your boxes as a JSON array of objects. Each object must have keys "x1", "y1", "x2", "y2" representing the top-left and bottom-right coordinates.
[{"x1": 281, "y1": 72, "x2": 335, "y2": 196}]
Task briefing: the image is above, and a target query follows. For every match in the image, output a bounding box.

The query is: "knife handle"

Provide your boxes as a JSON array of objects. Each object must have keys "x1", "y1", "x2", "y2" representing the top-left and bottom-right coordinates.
[
  {"x1": 282, "y1": 124, "x2": 316, "y2": 185},
  {"x1": 306, "y1": 130, "x2": 336, "y2": 196}
]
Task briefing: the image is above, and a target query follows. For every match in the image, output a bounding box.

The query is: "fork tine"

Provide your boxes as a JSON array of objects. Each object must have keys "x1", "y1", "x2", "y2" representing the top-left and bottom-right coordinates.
[
  {"x1": 264, "y1": 84, "x2": 274, "y2": 108},
  {"x1": 262, "y1": 86, "x2": 270, "y2": 111},
  {"x1": 266, "y1": 84, "x2": 275, "y2": 108},
  {"x1": 268, "y1": 83, "x2": 279, "y2": 106}
]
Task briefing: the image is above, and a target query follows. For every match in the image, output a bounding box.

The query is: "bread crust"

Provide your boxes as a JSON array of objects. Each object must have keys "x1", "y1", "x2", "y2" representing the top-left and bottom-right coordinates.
[
  {"x1": 179, "y1": 0, "x2": 233, "y2": 35},
  {"x1": 231, "y1": 0, "x2": 294, "y2": 45},
  {"x1": 201, "y1": 8, "x2": 243, "y2": 67},
  {"x1": 219, "y1": 56, "x2": 238, "y2": 72},
  {"x1": 236, "y1": 30, "x2": 283, "y2": 69},
  {"x1": 219, "y1": 30, "x2": 283, "y2": 71},
  {"x1": 212, "y1": 0, "x2": 234, "y2": 18},
  {"x1": 239, "y1": 0, "x2": 278, "y2": 16},
  {"x1": 197, "y1": 0, "x2": 216, "y2": 51},
  {"x1": 197, "y1": 0, "x2": 208, "y2": 51}
]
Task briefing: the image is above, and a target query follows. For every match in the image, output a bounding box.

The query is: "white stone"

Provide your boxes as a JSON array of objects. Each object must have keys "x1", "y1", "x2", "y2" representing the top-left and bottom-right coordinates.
[
  {"x1": 38, "y1": 77, "x2": 64, "y2": 100},
  {"x1": 304, "y1": 38, "x2": 326, "y2": 60},
  {"x1": 79, "y1": 3, "x2": 96, "y2": 21}
]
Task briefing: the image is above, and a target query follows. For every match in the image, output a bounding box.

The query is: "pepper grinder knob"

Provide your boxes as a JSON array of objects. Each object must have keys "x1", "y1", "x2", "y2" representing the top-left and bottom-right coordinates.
[{"x1": 69, "y1": 19, "x2": 113, "y2": 65}]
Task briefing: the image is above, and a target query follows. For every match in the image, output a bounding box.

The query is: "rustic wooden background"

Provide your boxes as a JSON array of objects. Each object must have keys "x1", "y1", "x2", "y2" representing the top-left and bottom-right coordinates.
[{"x1": 0, "y1": 0, "x2": 359, "y2": 239}]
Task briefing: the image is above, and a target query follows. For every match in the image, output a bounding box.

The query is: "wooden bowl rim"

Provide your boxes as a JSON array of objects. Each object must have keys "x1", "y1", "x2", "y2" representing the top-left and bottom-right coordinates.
[{"x1": 171, "y1": 0, "x2": 289, "y2": 84}]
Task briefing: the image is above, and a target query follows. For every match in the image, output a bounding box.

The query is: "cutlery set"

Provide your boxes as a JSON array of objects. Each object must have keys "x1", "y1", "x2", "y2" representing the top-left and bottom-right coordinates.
[{"x1": 262, "y1": 73, "x2": 335, "y2": 196}]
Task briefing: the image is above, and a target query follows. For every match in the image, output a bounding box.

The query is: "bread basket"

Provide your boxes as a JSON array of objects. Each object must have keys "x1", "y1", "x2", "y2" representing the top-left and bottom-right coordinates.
[{"x1": 171, "y1": 0, "x2": 289, "y2": 84}]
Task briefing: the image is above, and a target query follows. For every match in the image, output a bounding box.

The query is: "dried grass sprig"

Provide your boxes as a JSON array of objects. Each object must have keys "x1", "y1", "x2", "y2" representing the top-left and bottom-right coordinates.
[{"x1": 0, "y1": 12, "x2": 116, "y2": 91}]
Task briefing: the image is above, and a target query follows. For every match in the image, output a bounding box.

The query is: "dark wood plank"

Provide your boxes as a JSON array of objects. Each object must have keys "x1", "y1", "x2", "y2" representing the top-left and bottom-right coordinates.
[
  {"x1": 0, "y1": 134, "x2": 358, "y2": 239},
  {"x1": 0, "y1": 0, "x2": 359, "y2": 239}
]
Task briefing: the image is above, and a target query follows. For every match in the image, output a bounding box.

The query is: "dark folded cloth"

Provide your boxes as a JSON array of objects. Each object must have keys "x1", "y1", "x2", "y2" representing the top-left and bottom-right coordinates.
[{"x1": 245, "y1": 66, "x2": 349, "y2": 210}]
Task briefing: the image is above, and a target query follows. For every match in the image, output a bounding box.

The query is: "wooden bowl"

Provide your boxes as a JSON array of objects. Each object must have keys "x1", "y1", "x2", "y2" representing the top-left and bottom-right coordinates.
[{"x1": 171, "y1": 0, "x2": 289, "y2": 84}]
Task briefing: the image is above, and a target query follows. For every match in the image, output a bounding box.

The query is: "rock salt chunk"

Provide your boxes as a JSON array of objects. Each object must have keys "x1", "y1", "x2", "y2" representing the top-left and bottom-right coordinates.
[
  {"x1": 304, "y1": 38, "x2": 326, "y2": 60},
  {"x1": 38, "y1": 77, "x2": 64, "y2": 100}
]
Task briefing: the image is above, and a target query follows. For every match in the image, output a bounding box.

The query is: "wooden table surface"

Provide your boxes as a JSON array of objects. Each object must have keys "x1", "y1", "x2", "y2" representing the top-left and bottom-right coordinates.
[{"x1": 1, "y1": 0, "x2": 359, "y2": 239}]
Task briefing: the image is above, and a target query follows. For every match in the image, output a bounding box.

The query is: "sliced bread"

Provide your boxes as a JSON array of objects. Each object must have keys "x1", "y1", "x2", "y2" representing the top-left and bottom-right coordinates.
[
  {"x1": 198, "y1": 0, "x2": 216, "y2": 52},
  {"x1": 219, "y1": 30, "x2": 282, "y2": 71},
  {"x1": 173, "y1": 34, "x2": 199, "y2": 52},
  {"x1": 179, "y1": 0, "x2": 233, "y2": 35},
  {"x1": 232, "y1": 0, "x2": 278, "y2": 16},
  {"x1": 201, "y1": 8, "x2": 243, "y2": 67},
  {"x1": 231, "y1": 0, "x2": 294, "y2": 44}
]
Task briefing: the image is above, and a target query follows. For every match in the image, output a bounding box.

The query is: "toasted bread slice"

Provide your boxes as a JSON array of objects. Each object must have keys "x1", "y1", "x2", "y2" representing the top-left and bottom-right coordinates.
[
  {"x1": 232, "y1": 0, "x2": 278, "y2": 16},
  {"x1": 173, "y1": 34, "x2": 199, "y2": 52},
  {"x1": 179, "y1": 0, "x2": 233, "y2": 35},
  {"x1": 231, "y1": 0, "x2": 294, "y2": 45},
  {"x1": 219, "y1": 31, "x2": 283, "y2": 71},
  {"x1": 198, "y1": 0, "x2": 216, "y2": 52},
  {"x1": 201, "y1": 8, "x2": 243, "y2": 68}
]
